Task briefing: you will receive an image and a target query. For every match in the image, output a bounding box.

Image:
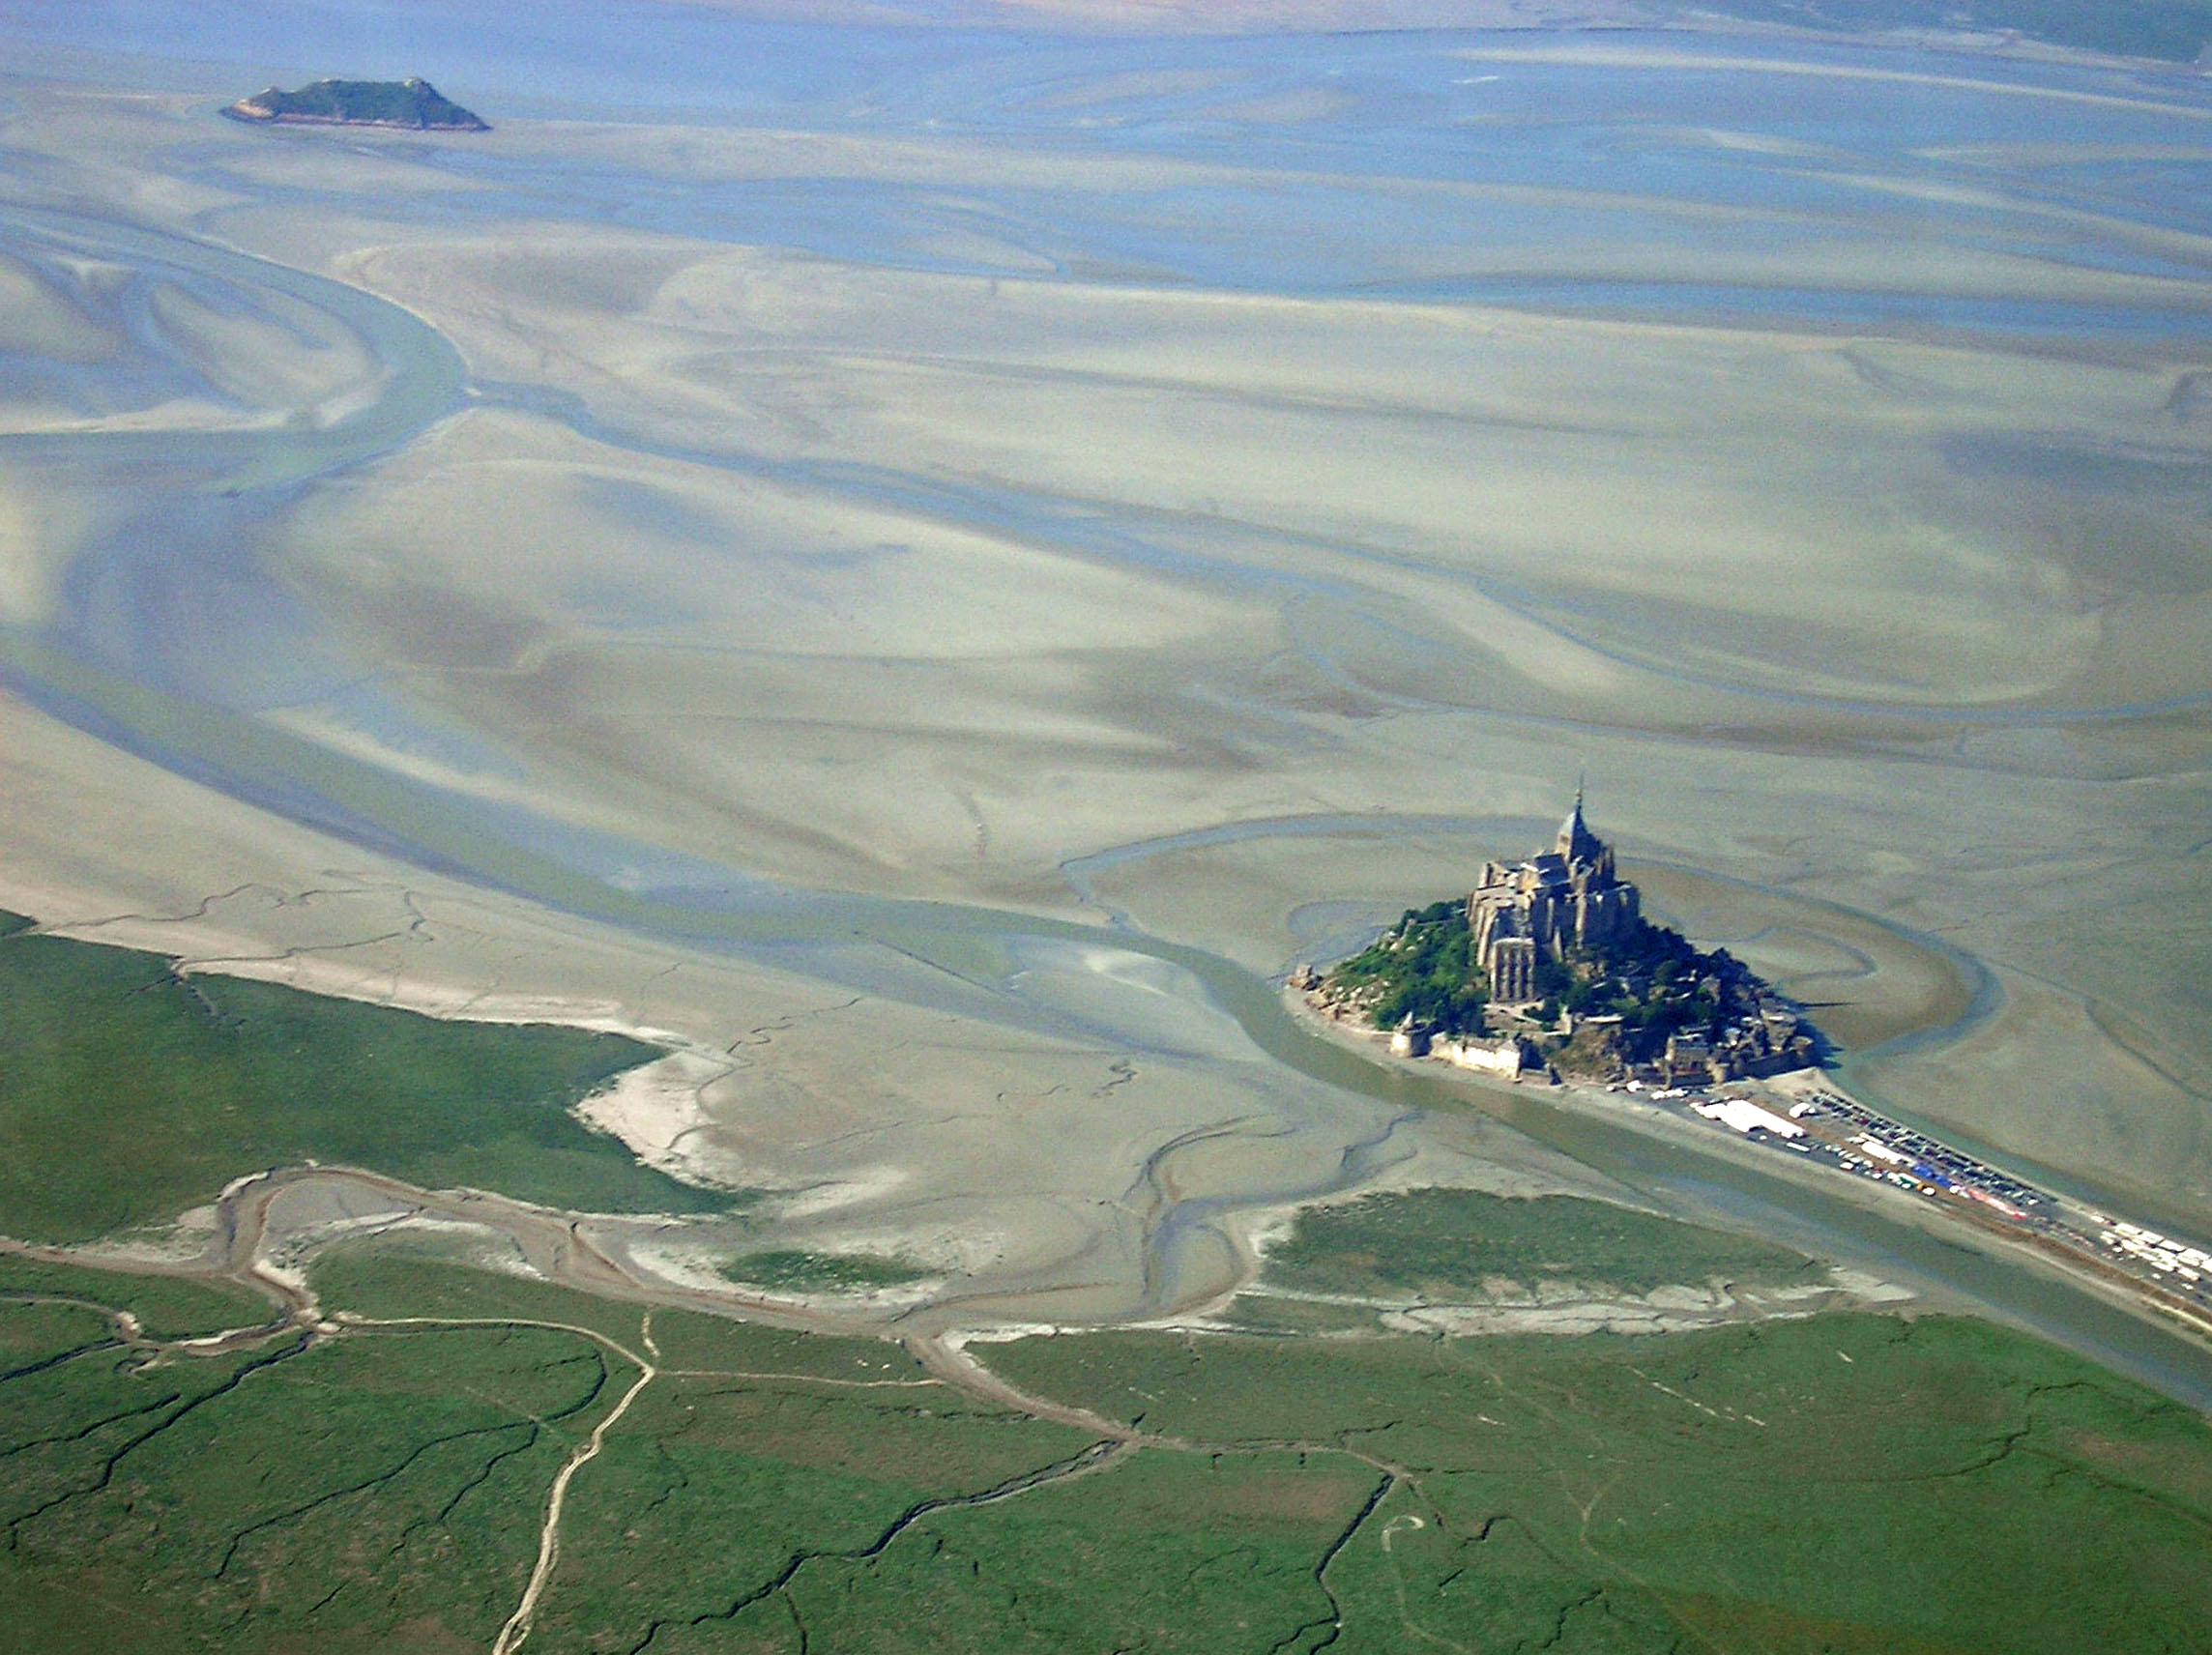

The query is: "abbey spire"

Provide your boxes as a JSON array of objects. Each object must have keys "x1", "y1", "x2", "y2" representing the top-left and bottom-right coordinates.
[{"x1": 1557, "y1": 777, "x2": 1603, "y2": 869}]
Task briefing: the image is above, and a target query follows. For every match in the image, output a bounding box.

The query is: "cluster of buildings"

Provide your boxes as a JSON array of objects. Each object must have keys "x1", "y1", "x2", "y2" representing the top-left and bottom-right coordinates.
[
  {"x1": 1468, "y1": 797, "x2": 1814, "y2": 1085},
  {"x1": 1306, "y1": 794, "x2": 1817, "y2": 1089},
  {"x1": 1638, "y1": 986, "x2": 1815, "y2": 1088}
]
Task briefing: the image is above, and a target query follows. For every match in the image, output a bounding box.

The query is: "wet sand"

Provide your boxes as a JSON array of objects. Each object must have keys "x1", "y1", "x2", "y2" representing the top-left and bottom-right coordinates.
[{"x1": 0, "y1": 11, "x2": 2207, "y2": 1387}]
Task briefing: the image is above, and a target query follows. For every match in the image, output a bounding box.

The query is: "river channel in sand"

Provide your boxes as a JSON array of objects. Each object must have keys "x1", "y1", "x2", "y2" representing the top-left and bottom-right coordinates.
[{"x1": 1, "y1": 8, "x2": 2210, "y2": 1400}]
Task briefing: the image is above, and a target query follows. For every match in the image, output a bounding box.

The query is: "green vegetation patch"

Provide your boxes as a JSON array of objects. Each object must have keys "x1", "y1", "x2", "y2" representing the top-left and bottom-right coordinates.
[
  {"x1": 0, "y1": 1255, "x2": 269, "y2": 1339},
  {"x1": 987, "y1": 1313, "x2": 2212, "y2": 1655},
  {"x1": 310, "y1": 1245, "x2": 655, "y2": 1345},
  {"x1": 0, "y1": 917, "x2": 734, "y2": 1242},
  {"x1": 1325, "y1": 898, "x2": 1489, "y2": 1032},
  {"x1": 1262, "y1": 1186, "x2": 1821, "y2": 1300},
  {"x1": 649, "y1": 1301, "x2": 928, "y2": 1382},
  {"x1": 719, "y1": 1249, "x2": 933, "y2": 1294},
  {"x1": 767, "y1": 1449, "x2": 1379, "y2": 1655},
  {"x1": 0, "y1": 1310, "x2": 582, "y2": 1653},
  {"x1": 533, "y1": 1374, "x2": 1104, "y2": 1652},
  {"x1": 8, "y1": 1241, "x2": 2212, "y2": 1653},
  {"x1": 0, "y1": 1260, "x2": 1001, "y2": 1655}
]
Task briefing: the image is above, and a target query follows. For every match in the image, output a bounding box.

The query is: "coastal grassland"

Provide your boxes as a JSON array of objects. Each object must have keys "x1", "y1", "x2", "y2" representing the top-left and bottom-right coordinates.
[
  {"x1": 512, "y1": 1348, "x2": 1382, "y2": 1654},
  {"x1": 0, "y1": 1310, "x2": 584, "y2": 1653},
  {"x1": 310, "y1": 1244, "x2": 664, "y2": 1344},
  {"x1": 523, "y1": 1361, "x2": 1108, "y2": 1652},
  {"x1": 719, "y1": 1248, "x2": 934, "y2": 1294},
  {"x1": 0, "y1": 1246, "x2": 1125, "y2": 1655},
  {"x1": 308, "y1": 1249, "x2": 931, "y2": 1381},
  {"x1": 7, "y1": 1240, "x2": 2212, "y2": 1652},
  {"x1": 988, "y1": 1314, "x2": 2212, "y2": 1654},
  {"x1": 0, "y1": 915, "x2": 729, "y2": 1242},
  {"x1": 0, "y1": 1254, "x2": 271, "y2": 1337},
  {"x1": 756, "y1": 1450, "x2": 1381, "y2": 1655},
  {"x1": 1261, "y1": 1187, "x2": 1823, "y2": 1301}
]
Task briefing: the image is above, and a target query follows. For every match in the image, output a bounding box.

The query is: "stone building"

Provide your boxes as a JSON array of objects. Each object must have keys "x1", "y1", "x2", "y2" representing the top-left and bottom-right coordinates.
[
  {"x1": 1438, "y1": 1032, "x2": 1532, "y2": 1078},
  {"x1": 1469, "y1": 793, "x2": 1642, "y2": 1005}
]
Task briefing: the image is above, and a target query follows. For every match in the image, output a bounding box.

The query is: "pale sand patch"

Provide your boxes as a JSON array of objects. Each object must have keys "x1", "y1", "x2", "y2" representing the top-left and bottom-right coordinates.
[
  {"x1": 268, "y1": 1209, "x2": 519, "y2": 1271},
  {"x1": 139, "y1": 276, "x2": 381, "y2": 419},
  {"x1": 946, "y1": 1322, "x2": 1070, "y2": 1347},
  {"x1": 270, "y1": 209, "x2": 2212, "y2": 893},
  {"x1": 0, "y1": 249, "x2": 114, "y2": 361},
  {"x1": 1827, "y1": 1266, "x2": 1921, "y2": 1304},
  {"x1": 1298, "y1": 1265, "x2": 1914, "y2": 1338},
  {"x1": 622, "y1": 1238, "x2": 754, "y2": 1295},
  {"x1": 393, "y1": 116, "x2": 1782, "y2": 220},
  {"x1": 773, "y1": 1165, "x2": 917, "y2": 1218},
  {"x1": 1382, "y1": 1302, "x2": 1726, "y2": 1337},
  {"x1": 66, "y1": 1229, "x2": 225, "y2": 1269},
  {"x1": 0, "y1": 464, "x2": 91, "y2": 625},
  {"x1": 334, "y1": 235, "x2": 2184, "y2": 722},
  {"x1": 572, "y1": 1050, "x2": 754, "y2": 1194},
  {"x1": 284, "y1": 405, "x2": 1249, "y2": 661}
]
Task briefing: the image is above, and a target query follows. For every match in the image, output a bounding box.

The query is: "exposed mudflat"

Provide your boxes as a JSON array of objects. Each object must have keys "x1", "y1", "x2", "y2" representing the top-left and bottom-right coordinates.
[{"x1": 0, "y1": 6, "x2": 2207, "y2": 1378}]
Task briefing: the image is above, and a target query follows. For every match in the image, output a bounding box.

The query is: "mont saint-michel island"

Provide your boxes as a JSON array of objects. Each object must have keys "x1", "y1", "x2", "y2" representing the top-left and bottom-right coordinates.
[
  {"x1": 1306, "y1": 793, "x2": 1817, "y2": 1089},
  {"x1": 1301, "y1": 800, "x2": 2212, "y2": 1337},
  {"x1": 222, "y1": 77, "x2": 488, "y2": 131}
]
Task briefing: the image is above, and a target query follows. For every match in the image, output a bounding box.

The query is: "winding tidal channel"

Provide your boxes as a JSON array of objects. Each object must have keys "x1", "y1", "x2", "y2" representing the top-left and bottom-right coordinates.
[{"x1": 7, "y1": 147, "x2": 2212, "y2": 1411}]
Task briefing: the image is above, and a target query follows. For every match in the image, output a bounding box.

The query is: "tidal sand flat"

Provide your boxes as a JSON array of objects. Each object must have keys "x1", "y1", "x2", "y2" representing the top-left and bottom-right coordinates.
[
  {"x1": 9, "y1": 23, "x2": 2206, "y2": 1237},
  {"x1": 1, "y1": 2, "x2": 2211, "y2": 1644}
]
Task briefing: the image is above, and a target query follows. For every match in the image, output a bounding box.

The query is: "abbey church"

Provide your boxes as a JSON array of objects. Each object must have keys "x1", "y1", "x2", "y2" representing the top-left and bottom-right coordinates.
[{"x1": 1470, "y1": 794, "x2": 1642, "y2": 1004}]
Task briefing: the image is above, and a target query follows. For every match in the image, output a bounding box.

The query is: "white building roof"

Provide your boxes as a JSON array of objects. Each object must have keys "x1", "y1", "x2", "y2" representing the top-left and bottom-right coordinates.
[{"x1": 1695, "y1": 1098, "x2": 1804, "y2": 1138}]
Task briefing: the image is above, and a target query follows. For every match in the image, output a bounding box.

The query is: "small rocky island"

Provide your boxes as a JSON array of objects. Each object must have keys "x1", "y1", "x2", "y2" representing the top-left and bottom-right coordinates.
[
  {"x1": 1300, "y1": 795, "x2": 1818, "y2": 1088},
  {"x1": 223, "y1": 78, "x2": 489, "y2": 132}
]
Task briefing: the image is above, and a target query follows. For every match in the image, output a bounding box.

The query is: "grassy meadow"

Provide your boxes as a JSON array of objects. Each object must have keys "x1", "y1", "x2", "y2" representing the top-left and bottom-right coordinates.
[
  {"x1": 1259, "y1": 1187, "x2": 1823, "y2": 1302},
  {"x1": 0, "y1": 915, "x2": 730, "y2": 1241},
  {"x1": 5, "y1": 1251, "x2": 2211, "y2": 1653},
  {"x1": 719, "y1": 1250, "x2": 934, "y2": 1294}
]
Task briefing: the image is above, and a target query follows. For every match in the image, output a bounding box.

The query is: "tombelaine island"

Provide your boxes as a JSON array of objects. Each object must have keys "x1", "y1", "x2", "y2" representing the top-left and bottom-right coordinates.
[
  {"x1": 1298, "y1": 800, "x2": 2212, "y2": 1336},
  {"x1": 223, "y1": 78, "x2": 489, "y2": 131}
]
